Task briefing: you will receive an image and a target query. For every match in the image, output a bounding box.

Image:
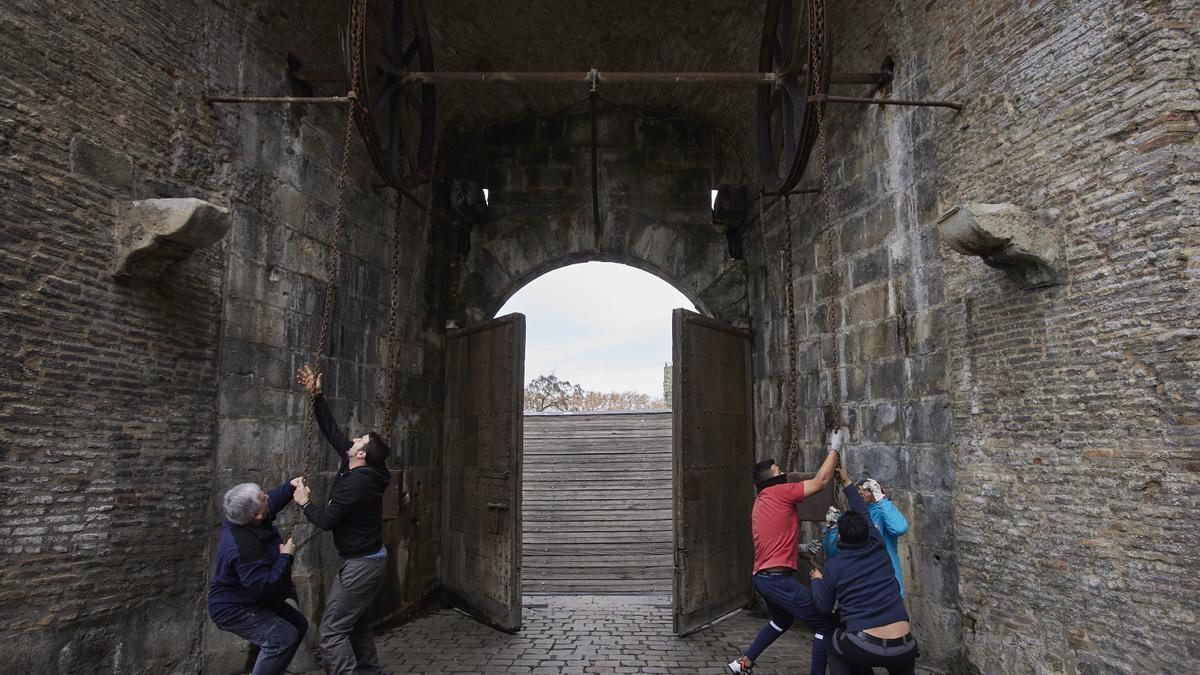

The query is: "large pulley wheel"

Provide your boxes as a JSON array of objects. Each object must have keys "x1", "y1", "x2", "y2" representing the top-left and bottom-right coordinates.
[
  {"x1": 756, "y1": 0, "x2": 829, "y2": 192},
  {"x1": 346, "y1": 0, "x2": 436, "y2": 190}
]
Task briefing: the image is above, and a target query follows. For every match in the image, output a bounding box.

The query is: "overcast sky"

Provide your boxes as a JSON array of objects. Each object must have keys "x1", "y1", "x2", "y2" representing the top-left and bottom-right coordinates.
[{"x1": 496, "y1": 262, "x2": 696, "y2": 398}]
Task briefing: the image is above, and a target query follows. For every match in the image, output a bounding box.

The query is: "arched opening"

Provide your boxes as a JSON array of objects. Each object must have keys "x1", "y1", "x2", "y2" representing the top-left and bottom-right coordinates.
[
  {"x1": 488, "y1": 253, "x2": 712, "y2": 324},
  {"x1": 497, "y1": 262, "x2": 695, "y2": 597}
]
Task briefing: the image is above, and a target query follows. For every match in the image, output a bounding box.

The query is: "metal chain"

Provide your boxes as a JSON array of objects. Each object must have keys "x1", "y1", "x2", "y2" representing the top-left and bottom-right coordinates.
[
  {"x1": 809, "y1": 0, "x2": 842, "y2": 431},
  {"x1": 382, "y1": 209, "x2": 405, "y2": 443},
  {"x1": 782, "y1": 195, "x2": 800, "y2": 471},
  {"x1": 382, "y1": 198, "x2": 432, "y2": 446},
  {"x1": 755, "y1": 193, "x2": 785, "y2": 410},
  {"x1": 287, "y1": 0, "x2": 367, "y2": 553},
  {"x1": 302, "y1": 0, "x2": 367, "y2": 481}
]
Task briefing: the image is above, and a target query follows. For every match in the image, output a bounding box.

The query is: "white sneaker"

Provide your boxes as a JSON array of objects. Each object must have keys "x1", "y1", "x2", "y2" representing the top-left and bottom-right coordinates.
[{"x1": 727, "y1": 656, "x2": 752, "y2": 673}]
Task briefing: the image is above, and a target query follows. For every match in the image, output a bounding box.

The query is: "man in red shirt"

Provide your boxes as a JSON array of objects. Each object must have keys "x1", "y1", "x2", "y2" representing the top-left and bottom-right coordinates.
[{"x1": 728, "y1": 428, "x2": 847, "y2": 674}]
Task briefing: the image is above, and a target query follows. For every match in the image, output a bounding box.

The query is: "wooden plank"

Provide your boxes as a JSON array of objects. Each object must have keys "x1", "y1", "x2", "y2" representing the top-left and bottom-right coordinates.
[
  {"x1": 525, "y1": 578, "x2": 673, "y2": 587},
  {"x1": 523, "y1": 556, "x2": 673, "y2": 567},
  {"x1": 522, "y1": 413, "x2": 673, "y2": 594}
]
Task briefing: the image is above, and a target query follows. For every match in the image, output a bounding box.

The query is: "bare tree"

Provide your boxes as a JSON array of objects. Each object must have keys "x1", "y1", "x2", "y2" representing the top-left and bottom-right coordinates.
[
  {"x1": 524, "y1": 374, "x2": 670, "y2": 412},
  {"x1": 575, "y1": 390, "x2": 669, "y2": 412},
  {"x1": 524, "y1": 374, "x2": 585, "y2": 412}
]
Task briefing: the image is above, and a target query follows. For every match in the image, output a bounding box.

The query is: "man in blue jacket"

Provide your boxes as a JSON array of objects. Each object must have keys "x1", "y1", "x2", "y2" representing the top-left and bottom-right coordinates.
[
  {"x1": 810, "y1": 468, "x2": 918, "y2": 674},
  {"x1": 208, "y1": 481, "x2": 306, "y2": 675},
  {"x1": 825, "y1": 478, "x2": 907, "y2": 593},
  {"x1": 855, "y1": 478, "x2": 909, "y2": 597},
  {"x1": 821, "y1": 506, "x2": 842, "y2": 559}
]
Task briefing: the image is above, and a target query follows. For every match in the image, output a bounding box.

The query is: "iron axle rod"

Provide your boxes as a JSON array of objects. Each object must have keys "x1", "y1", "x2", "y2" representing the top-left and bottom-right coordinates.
[
  {"x1": 809, "y1": 94, "x2": 962, "y2": 111},
  {"x1": 404, "y1": 71, "x2": 781, "y2": 84},
  {"x1": 204, "y1": 94, "x2": 354, "y2": 105},
  {"x1": 293, "y1": 70, "x2": 890, "y2": 86}
]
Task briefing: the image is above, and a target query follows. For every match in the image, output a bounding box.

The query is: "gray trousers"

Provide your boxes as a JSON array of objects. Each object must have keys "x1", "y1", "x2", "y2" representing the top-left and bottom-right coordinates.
[{"x1": 319, "y1": 556, "x2": 387, "y2": 675}]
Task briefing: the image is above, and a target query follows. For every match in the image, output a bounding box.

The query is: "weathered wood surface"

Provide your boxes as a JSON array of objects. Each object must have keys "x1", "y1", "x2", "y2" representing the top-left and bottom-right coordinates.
[
  {"x1": 441, "y1": 315, "x2": 525, "y2": 631},
  {"x1": 522, "y1": 412, "x2": 673, "y2": 594},
  {"x1": 671, "y1": 309, "x2": 754, "y2": 635}
]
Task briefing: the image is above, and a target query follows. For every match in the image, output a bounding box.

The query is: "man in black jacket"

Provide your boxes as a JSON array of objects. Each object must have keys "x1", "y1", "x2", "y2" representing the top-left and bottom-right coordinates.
[{"x1": 293, "y1": 364, "x2": 391, "y2": 675}]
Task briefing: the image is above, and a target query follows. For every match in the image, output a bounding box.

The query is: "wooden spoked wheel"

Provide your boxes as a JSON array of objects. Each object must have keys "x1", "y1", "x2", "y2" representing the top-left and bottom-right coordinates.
[
  {"x1": 347, "y1": 0, "x2": 436, "y2": 190},
  {"x1": 756, "y1": 0, "x2": 829, "y2": 193}
]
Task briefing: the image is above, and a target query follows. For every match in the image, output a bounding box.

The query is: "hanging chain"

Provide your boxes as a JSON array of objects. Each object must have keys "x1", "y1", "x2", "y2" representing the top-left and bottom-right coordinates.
[
  {"x1": 382, "y1": 208, "x2": 405, "y2": 444},
  {"x1": 287, "y1": 0, "x2": 367, "y2": 553},
  {"x1": 382, "y1": 199, "x2": 432, "y2": 446},
  {"x1": 809, "y1": 0, "x2": 842, "y2": 431},
  {"x1": 755, "y1": 193, "x2": 786, "y2": 405},
  {"x1": 782, "y1": 196, "x2": 801, "y2": 471},
  {"x1": 302, "y1": 0, "x2": 367, "y2": 481}
]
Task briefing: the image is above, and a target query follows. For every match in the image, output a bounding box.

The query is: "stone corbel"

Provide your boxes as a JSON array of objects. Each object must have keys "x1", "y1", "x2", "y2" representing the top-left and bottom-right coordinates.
[
  {"x1": 937, "y1": 203, "x2": 1062, "y2": 289},
  {"x1": 113, "y1": 198, "x2": 230, "y2": 280}
]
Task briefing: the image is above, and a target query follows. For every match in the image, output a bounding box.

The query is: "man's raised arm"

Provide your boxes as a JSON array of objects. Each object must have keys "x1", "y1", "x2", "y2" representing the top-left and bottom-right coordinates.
[
  {"x1": 297, "y1": 364, "x2": 351, "y2": 457},
  {"x1": 800, "y1": 427, "x2": 848, "y2": 497}
]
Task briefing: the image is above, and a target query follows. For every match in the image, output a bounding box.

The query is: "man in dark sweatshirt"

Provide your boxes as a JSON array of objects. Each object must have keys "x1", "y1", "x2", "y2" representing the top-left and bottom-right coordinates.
[
  {"x1": 809, "y1": 466, "x2": 919, "y2": 674},
  {"x1": 293, "y1": 364, "x2": 391, "y2": 675},
  {"x1": 208, "y1": 481, "x2": 305, "y2": 675}
]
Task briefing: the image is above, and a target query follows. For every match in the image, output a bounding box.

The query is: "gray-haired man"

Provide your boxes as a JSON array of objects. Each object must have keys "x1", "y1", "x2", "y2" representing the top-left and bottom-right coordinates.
[{"x1": 207, "y1": 482, "x2": 305, "y2": 675}]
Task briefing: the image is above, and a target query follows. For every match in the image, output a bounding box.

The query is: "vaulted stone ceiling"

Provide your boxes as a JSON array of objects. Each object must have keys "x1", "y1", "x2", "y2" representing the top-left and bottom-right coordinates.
[{"x1": 422, "y1": 1, "x2": 766, "y2": 146}]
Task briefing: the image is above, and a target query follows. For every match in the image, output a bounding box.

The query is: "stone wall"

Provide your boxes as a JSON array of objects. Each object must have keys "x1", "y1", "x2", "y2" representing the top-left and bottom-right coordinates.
[
  {"x1": 929, "y1": 1, "x2": 1199, "y2": 672},
  {"x1": 749, "y1": 0, "x2": 1198, "y2": 672},
  {"x1": 439, "y1": 111, "x2": 749, "y2": 327},
  {"x1": 3, "y1": 0, "x2": 1196, "y2": 672},
  {"x1": 0, "y1": 1, "x2": 231, "y2": 670},
  {"x1": 0, "y1": 1, "x2": 444, "y2": 672}
]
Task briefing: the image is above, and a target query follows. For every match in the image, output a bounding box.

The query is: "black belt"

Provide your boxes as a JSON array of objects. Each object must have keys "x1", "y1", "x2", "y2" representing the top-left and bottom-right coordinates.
[
  {"x1": 853, "y1": 631, "x2": 914, "y2": 647},
  {"x1": 755, "y1": 568, "x2": 793, "y2": 576}
]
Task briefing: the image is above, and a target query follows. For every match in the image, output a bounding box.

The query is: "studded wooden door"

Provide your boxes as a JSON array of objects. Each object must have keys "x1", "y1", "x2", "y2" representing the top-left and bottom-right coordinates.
[
  {"x1": 441, "y1": 313, "x2": 525, "y2": 632},
  {"x1": 672, "y1": 309, "x2": 755, "y2": 636}
]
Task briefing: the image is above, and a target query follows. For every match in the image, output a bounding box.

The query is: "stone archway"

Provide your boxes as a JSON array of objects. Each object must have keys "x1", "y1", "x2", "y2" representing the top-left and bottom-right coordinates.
[
  {"x1": 440, "y1": 110, "x2": 750, "y2": 329},
  {"x1": 484, "y1": 252, "x2": 744, "y2": 325}
]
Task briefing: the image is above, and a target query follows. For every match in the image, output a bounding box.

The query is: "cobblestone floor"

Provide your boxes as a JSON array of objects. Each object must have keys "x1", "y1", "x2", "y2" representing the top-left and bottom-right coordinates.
[{"x1": 374, "y1": 594, "x2": 812, "y2": 674}]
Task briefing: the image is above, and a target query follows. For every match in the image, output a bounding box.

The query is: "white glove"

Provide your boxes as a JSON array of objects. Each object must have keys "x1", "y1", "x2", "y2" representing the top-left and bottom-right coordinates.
[
  {"x1": 827, "y1": 426, "x2": 848, "y2": 452},
  {"x1": 825, "y1": 506, "x2": 841, "y2": 526},
  {"x1": 861, "y1": 478, "x2": 885, "y2": 502}
]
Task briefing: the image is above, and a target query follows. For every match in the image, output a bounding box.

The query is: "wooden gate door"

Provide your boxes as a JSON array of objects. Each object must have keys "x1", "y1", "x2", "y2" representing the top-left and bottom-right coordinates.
[
  {"x1": 672, "y1": 308, "x2": 754, "y2": 635},
  {"x1": 441, "y1": 313, "x2": 525, "y2": 631}
]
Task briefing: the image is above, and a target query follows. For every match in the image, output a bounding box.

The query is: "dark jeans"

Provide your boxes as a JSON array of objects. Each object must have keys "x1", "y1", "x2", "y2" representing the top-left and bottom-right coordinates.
[
  {"x1": 827, "y1": 626, "x2": 919, "y2": 675},
  {"x1": 320, "y1": 556, "x2": 388, "y2": 675},
  {"x1": 212, "y1": 602, "x2": 308, "y2": 675},
  {"x1": 747, "y1": 572, "x2": 839, "y2": 674}
]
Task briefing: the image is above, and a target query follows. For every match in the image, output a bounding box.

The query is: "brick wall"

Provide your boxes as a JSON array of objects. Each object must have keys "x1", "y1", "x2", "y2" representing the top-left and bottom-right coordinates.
[
  {"x1": 929, "y1": 1, "x2": 1199, "y2": 672},
  {"x1": 0, "y1": 1, "x2": 233, "y2": 669},
  {"x1": 1, "y1": 1, "x2": 444, "y2": 672},
  {"x1": 4, "y1": 0, "x2": 1195, "y2": 672},
  {"x1": 750, "y1": 0, "x2": 1198, "y2": 672}
]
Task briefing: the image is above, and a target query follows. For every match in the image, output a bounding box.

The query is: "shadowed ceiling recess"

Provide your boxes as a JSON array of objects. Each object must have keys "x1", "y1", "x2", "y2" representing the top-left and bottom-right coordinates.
[{"x1": 203, "y1": 0, "x2": 961, "y2": 198}]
